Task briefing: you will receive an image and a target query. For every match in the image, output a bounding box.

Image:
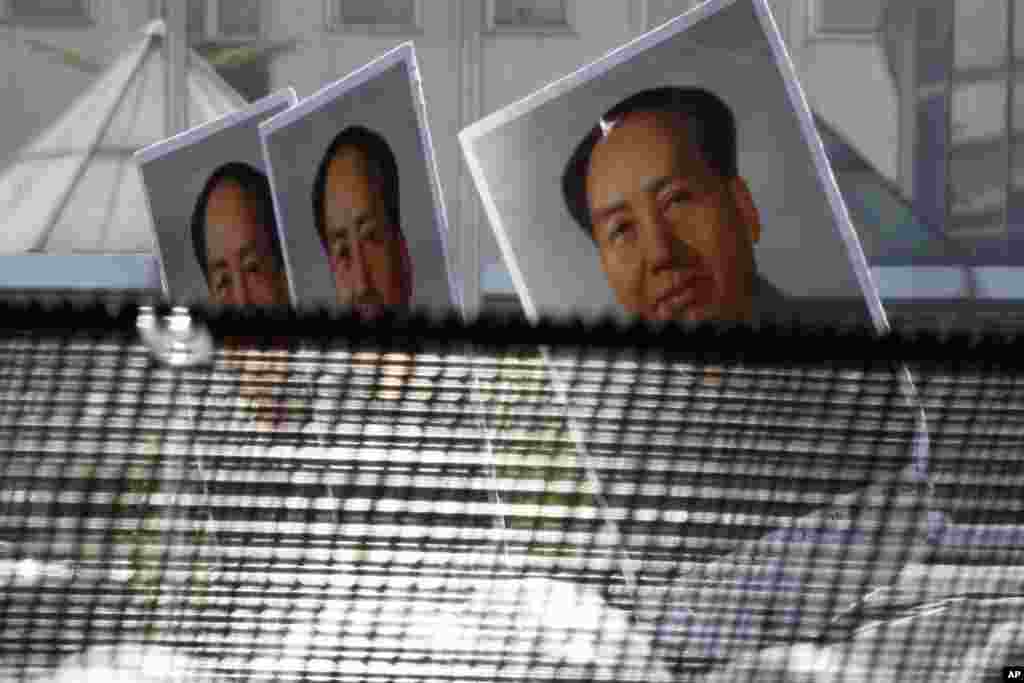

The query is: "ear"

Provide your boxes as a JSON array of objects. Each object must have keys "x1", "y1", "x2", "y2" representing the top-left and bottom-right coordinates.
[
  {"x1": 728, "y1": 176, "x2": 761, "y2": 245},
  {"x1": 324, "y1": 243, "x2": 336, "y2": 273}
]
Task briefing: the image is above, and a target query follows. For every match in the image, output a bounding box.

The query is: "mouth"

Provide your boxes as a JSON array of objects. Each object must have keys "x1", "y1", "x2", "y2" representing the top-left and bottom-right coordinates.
[
  {"x1": 353, "y1": 303, "x2": 387, "y2": 319},
  {"x1": 653, "y1": 275, "x2": 713, "y2": 321}
]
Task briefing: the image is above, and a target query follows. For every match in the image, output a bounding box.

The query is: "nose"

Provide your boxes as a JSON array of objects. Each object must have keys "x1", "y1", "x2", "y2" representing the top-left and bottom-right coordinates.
[
  {"x1": 233, "y1": 274, "x2": 252, "y2": 306},
  {"x1": 349, "y1": 239, "x2": 372, "y2": 297},
  {"x1": 642, "y1": 209, "x2": 682, "y2": 274}
]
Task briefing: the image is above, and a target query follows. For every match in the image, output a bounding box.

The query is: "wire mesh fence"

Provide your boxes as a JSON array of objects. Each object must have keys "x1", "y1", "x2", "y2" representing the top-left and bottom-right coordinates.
[{"x1": 0, "y1": 300, "x2": 1021, "y2": 682}]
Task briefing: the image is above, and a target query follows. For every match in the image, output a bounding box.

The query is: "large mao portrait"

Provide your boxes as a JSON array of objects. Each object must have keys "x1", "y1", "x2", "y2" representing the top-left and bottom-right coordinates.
[
  {"x1": 459, "y1": 0, "x2": 935, "y2": 672},
  {"x1": 134, "y1": 90, "x2": 297, "y2": 306},
  {"x1": 259, "y1": 43, "x2": 457, "y2": 317},
  {"x1": 459, "y1": 0, "x2": 882, "y2": 329}
]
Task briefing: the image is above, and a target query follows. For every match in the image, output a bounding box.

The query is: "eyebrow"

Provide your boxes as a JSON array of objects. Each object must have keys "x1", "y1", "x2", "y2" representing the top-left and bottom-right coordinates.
[
  {"x1": 590, "y1": 199, "x2": 627, "y2": 226},
  {"x1": 208, "y1": 242, "x2": 263, "y2": 275},
  {"x1": 327, "y1": 210, "x2": 374, "y2": 234},
  {"x1": 589, "y1": 175, "x2": 676, "y2": 224},
  {"x1": 641, "y1": 176, "x2": 675, "y2": 195},
  {"x1": 237, "y1": 243, "x2": 261, "y2": 261}
]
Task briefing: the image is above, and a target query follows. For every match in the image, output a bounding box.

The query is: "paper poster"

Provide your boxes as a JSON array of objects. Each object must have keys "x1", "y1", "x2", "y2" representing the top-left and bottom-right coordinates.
[{"x1": 135, "y1": 89, "x2": 297, "y2": 306}]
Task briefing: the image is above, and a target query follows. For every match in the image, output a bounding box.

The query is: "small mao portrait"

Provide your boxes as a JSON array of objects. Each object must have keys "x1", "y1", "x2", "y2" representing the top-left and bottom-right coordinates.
[
  {"x1": 134, "y1": 89, "x2": 297, "y2": 304},
  {"x1": 562, "y1": 87, "x2": 788, "y2": 324},
  {"x1": 311, "y1": 126, "x2": 413, "y2": 317},
  {"x1": 191, "y1": 162, "x2": 290, "y2": 306},
  {"x1": 259, "y1": 43, "x2": 457, "y2": 314}
]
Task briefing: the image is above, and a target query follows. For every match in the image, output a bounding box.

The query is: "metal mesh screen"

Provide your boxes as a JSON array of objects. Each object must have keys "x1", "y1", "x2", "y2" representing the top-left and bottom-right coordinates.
[{"x1": 0, "y1": 300, "x2": 1021, "y2": 682}]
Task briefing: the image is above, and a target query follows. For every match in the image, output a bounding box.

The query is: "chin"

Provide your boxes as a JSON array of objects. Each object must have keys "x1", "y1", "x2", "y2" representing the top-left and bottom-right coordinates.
[
  {"x1": 666, "y1": 305, "x2": 713, "y2": 324},
  {"x1": 354, "y1": 303, "x2": 388, "y2": 319}
]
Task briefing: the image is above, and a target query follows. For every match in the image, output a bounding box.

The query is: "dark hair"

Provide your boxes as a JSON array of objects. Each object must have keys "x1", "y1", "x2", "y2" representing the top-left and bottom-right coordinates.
[
  {"x1": 561, "y1": 87, "x2": 738, "y2": 237},
  {"x1": 311, "y1": 125, "x2": 401, "y2": 249},
  {"x1": 190, "y1": 161, "x2": 283, "y2": 281}
]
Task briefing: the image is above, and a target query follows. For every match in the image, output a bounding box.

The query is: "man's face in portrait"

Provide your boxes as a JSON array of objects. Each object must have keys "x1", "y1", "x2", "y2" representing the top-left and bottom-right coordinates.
[
  {"x1": 585, "y1": 110, "x2": 761, "y2": 323},
  {"x1": 321, "y1": 146, "x2": 406, "y2": 316},
  {"x1": 204, "y1": 178, "x2": 289, "y2": 306}
]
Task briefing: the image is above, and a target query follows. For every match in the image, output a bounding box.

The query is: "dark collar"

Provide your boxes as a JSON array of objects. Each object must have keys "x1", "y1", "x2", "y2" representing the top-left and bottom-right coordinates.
[{"x1": 750, "y1": 275, "x2": 788, "y2": 319}]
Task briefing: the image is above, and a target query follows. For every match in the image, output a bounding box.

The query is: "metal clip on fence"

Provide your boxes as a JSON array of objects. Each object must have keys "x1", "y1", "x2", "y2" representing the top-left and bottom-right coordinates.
[{"x1": 136, "y1": 306, "x2": 214, "y2": 367}]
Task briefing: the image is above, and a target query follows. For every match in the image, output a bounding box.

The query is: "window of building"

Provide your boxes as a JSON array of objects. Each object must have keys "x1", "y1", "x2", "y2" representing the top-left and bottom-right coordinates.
[
  {"x1": 186, "y1": 0, "x2": 261, "y2": 42},
  {"x1": 487, "y1": 0, "x2": 572, "y2": 34},
  {"x1": 326, "y1": 0, "x2": 421, "y2": 33},
  {"x1": 1, "y1": 0, "x2": 94, "y2": 26},
  {"x1": 183, "y1": 0, "x2": 269, "y2": 101},
  {"x1": 808, "y1": 0, "x2": 884, "y2": 39},
  {"x1": 866, "y1": 0, "x2": 1024, "y2": 301},
  {"x1": 913, "y1": 0, "x2": 1024, "y2": 256}
]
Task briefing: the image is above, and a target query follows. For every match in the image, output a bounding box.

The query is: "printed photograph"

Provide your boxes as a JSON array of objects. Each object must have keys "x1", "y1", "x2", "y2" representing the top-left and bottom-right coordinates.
[
  {"x1": 460, "y1": 0, "x2": 881, "y2": 327},
  {"x1": 460, "y1": 0, "x2": 934, "y2": 671},
  {"x1": 134, "y1": 89, "x2": 297, "y2": 305},
  {"x1": 260, "y1": 43, "x2": 456, "y2": 316}
]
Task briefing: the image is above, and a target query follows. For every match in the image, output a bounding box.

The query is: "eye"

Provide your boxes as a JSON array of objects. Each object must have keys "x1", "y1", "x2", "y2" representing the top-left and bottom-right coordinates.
[
  {"x1": 663, "y1": 190, "x2": 693, "y2": 210},
  {"x1": 242, "y1": 257, "x2": 263, "y2": 273},
  {"x1": 213, "y1": 275, "x2": 231, "y2": 296},
  {"x1": 607, "y1": 221, "x2": 634, "y2": 244},
  {"x1": 330, "y1": 235, "x2": 350, "y2": 261},
  {"x1": 359, "y1": 220, "x2": 385, "y2": 241}
]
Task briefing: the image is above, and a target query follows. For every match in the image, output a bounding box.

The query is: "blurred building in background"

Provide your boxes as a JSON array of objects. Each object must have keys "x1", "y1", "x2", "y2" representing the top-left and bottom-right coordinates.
[
  {"x1": 0, "y1": 0, "x2": 1017, "y2": 313},
  {"x1": 0, "y1": 19, "x2": 245, "y2": 260}
]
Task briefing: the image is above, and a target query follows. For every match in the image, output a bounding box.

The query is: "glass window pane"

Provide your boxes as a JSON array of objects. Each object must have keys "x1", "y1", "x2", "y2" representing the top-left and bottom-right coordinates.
[
  {"x1": 493, "y1": 0, "x2": 568, "y2": 27},
  {"x1": 949, "y1": 154, "x2": 1008, "y2": 241},
  {"x1": 954, "y1": 0, "x2": 1008, "y2": 70},
  {"x1": 9, "y1": 0, "x2": 88, "y2": 20},
  {"x1": 953, "y1": 80, "x2": 1009, "y2": 144},
  {"x1": 950, "y1": 150, "x2": 1006, "y2": 218},
  {"x1": 218, "y1": 0, "x2": 260, "y2": 36},
  {"x1": 339, "y1": 0, "x2": 416, "y2": 25},
  {"x1": 950, "y1": 76, "x2": 1008, "y2": 244},
  {"x1": 1, "y1": 156, "x2": 84, "y2": 252},
  {"x1": 45, "y1": 158, "x2": 152, "y2": 253}
]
